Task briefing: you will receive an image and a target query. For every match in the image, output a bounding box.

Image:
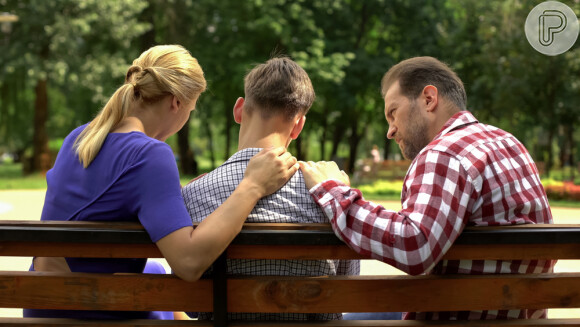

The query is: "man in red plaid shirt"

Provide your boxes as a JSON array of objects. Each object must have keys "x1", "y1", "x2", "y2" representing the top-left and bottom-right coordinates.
[{"x1": 300, "y1": 56, "x2": 554, "y2": 320}]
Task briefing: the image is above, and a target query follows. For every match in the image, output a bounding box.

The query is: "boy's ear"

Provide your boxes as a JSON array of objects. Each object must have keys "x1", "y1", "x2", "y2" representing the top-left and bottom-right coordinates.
[
  {"x1": 290, "y1": 115, "x2": 306, "y2": 140},
  {"x1": 233, "y1": 97, "x2": 245, "y2": 124}
]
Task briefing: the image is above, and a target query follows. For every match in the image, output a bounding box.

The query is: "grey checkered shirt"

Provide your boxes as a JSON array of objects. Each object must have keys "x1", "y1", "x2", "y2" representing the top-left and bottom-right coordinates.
[{"x1": 182, "y1": 148, "x2": 360, "y2": 321}]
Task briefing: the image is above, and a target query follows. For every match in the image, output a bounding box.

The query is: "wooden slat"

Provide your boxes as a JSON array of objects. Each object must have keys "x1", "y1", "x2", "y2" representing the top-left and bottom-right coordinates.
[
  {"x1": 0, "y1": 318, "x2": 209, "y2": 326},
  {"x1": 0, "y1": 271, "x2": 213, "y2": 312},
  {"x1": 2, "y1": 241, "x2": 579, "y2": 260},
  {"x1": 4, "y1": 272, "x2": 580, "y2": 314},
  {"x1": 442, "y1": 243, "x2": 580, "y2": 260},
  {"x1": 3, "y1": 221, "x2": 579, "y2": 230},
  {"x1": 226, "y1": 245, "x2": 366, "y2": 260},
  {"x1": 1, "y1": 319, "x2": 579, "y2": 327},
  {"x1": 227, "y1": 243, "x2": 580, "y2": 260},
  {"x1": 0, "y1": 242, "x2": 162, "y2": 258},
  {"x1": 226, "y1": 320, "x2": 580, "y2": 327},
  {"x1": 226, "y1": 273, "x2": 580, "y2": 313},
  {"x1": 0, "y1": 220, "x2": 149, "y2": 229},
  {"x1": 232, "y1": 320, "x2": 580, "y2": 327},
  {"x1": 0, "y1": 221, "x2": 332, "y2": 230},
  {"x1": 0, "y1": 320, "x2": 578, "y2": 327}
]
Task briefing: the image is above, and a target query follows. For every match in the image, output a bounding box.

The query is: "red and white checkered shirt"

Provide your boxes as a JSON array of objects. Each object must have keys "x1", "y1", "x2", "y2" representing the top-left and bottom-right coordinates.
[{"x1": 310, "y1": 111, "x2": 554, "y2": 320}]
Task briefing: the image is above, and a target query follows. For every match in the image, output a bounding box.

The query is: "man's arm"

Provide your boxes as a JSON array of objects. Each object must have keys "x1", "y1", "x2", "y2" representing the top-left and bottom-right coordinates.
[{"x1": 300, "y1": 153, "x2": 474, "y2": 275}]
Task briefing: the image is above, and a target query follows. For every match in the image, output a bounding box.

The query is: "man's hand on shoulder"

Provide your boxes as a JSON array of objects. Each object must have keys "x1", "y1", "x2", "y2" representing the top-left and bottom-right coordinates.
[{"x1": 299, "y1": 161, "x2": 350, "y2": 190}]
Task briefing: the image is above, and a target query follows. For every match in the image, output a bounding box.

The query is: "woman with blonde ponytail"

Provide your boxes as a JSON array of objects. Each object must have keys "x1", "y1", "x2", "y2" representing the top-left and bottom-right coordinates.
[{"x1": 26, "y1": 45, "x2": 299, "y2": 320}]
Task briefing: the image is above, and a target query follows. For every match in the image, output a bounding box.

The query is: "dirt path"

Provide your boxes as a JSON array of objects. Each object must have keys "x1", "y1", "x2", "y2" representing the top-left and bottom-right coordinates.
[{"x1": 0, "y1": 191, "x2": 578, "y2": 318}]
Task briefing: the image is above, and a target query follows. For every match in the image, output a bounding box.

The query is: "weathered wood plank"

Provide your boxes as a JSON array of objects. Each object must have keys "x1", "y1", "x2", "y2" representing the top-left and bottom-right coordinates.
[
  {"x1": 0, "y1": 318, "x2": 209, "y2": 326},
  {"x1": 4, "y1": 272, "x2": 579, "y2": 313},
  {"x1": 226, "y1": 273, "x2": 580, "y2": 313},
  {"x1": 3, "y1": 222, "x2": 580, "y2": 246},
  {"x1": 1, "y1": 318, "x2": 580, "y2": 326},
  {"x1": 0, "y1": 272, "x2": 212, "y2": 312},
  {"x1": 1, "y1": 242, "x2": 579, "y2": 260},
  {"x1": 0, "y1": 242, "x2": 163, "y2": 258}
]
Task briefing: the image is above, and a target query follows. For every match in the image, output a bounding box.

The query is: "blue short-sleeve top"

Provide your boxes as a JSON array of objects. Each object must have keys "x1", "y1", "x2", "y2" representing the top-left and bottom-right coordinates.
[{"x1": 40, "y1": 124, "x2": 193, "y2": 273}]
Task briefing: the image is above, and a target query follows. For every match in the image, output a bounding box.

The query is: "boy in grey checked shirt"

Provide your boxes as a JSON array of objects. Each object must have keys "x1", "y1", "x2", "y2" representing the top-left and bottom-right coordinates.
[{"x1": 181, "y1": 57, "x2": 359, "y2": 321}]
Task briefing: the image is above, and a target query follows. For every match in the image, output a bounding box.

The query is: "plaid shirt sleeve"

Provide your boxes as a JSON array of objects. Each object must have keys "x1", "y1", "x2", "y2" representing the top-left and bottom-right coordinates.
[{"x1": 310, "y1": 151, "x2": 474, "y2": 275}]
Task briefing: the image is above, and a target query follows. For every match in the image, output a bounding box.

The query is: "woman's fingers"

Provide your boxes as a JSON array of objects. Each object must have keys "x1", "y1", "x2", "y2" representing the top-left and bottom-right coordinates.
[{"x1": 245, "y1": 147, "x2": 298, "y2": 197}]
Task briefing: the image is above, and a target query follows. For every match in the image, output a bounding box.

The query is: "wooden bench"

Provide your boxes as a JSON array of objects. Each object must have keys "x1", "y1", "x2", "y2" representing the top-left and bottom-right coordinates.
[{"x1": 0, "y1": 220, "x2": 580, "y2": 326}]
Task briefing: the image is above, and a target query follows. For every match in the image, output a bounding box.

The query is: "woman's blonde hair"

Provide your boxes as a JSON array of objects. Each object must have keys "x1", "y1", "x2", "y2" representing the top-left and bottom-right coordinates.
[{"x1": 74, "y1": 45, "x2": 206, "y2": 168}]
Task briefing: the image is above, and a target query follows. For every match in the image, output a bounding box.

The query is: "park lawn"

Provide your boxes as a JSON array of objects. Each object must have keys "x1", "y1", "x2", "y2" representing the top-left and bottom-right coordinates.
[{"x1": 2, "y1": 162, "x2": 580, "y2": 208}]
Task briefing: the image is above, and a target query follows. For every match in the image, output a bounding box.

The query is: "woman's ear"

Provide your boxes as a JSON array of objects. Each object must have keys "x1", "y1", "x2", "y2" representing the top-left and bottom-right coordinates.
[{"x1": 170, "y1": 96, "x2": 181, "y2": 113}]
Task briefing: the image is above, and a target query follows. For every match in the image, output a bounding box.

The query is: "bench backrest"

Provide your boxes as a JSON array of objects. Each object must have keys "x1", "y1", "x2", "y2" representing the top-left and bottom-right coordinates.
[{"x1": 0, "y1": 221, "x2": 580, "y2": 326}]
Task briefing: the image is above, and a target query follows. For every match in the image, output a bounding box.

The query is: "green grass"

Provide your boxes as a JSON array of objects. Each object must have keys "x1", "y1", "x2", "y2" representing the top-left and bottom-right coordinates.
[
  {"x1": 350, "y1": 178, "x2": 580, "y2": 209},
  {"x1": 2, "y1": 162, "x2": 580, "y2": 208},
  {"x1": 0, "y1": 163, "x2": 47, "y2": 189}
]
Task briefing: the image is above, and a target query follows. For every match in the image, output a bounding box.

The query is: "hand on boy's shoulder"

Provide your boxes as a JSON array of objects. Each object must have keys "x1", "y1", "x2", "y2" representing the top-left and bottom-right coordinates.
[{"x1": 299, "y1": 161, "x2": 350, "y2": 189}]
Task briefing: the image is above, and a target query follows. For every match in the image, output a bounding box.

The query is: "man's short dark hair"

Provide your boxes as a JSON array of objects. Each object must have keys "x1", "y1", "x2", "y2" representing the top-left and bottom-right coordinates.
[
  {"x1": 244, "y1": 57, "x2": 315, "y2": 121},
  {"x1": 381, "y1": 56, "x2": 466, "y2": 111}
]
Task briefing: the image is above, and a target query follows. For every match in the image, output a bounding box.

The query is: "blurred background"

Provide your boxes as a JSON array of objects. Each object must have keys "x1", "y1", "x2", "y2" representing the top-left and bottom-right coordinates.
[{"x1": 0, "y1": 0, "x2": 579, "y2": 203}]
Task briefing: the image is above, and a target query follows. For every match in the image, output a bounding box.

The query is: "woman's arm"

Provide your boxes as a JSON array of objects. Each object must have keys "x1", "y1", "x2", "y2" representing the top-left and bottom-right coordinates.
[{"x1": 156, "y1": 147, "x2": 298, "y2": 281}]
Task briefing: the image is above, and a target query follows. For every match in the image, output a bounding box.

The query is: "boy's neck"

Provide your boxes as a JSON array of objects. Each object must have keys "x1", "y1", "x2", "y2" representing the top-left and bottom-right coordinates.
[{"x1": 237, "y1": 114, "x2": 294, "y2": 150}]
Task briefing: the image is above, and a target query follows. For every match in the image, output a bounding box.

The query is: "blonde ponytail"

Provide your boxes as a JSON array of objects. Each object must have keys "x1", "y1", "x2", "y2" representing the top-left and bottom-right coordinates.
[
  {"x1": 73, "y1": 45, "x2": 206, "y2": 168},
  {"x1": 74, "y1": 83, "x2": 136, "y2": 168}
]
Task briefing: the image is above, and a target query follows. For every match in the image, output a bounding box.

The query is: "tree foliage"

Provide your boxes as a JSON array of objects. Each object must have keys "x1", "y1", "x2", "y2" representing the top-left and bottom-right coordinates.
[{"x1": 0, "y1": 0, "x2": 579, "y2": 178}]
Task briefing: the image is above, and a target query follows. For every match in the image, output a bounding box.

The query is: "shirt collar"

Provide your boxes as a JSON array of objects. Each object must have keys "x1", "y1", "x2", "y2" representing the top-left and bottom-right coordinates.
[
  {"x1": 221, "y1": 148, "x2": 262, "y2": 166},
  {"x1": 432, "y1": 110, "x2": 478, "y2": 141}
]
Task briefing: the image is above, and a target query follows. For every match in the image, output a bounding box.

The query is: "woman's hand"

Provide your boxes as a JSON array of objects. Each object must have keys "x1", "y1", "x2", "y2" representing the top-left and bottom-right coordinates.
[
  {"x1": 243, "y1": 147, "x2": 299, "y2": 197},
  {"x1": 299, "y1": 160, "x2": 350, "y2": 189}
]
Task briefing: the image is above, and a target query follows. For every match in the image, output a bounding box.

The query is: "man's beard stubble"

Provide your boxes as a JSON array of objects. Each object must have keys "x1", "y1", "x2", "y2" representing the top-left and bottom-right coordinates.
[{"x1": 400, "y1": 102, "x2": 431, "y2": 160}]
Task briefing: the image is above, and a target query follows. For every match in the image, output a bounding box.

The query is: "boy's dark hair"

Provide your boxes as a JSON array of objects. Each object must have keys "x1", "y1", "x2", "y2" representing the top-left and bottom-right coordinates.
[{"x1": 244, "y1": 57, "x2": 315, "y2": 121}]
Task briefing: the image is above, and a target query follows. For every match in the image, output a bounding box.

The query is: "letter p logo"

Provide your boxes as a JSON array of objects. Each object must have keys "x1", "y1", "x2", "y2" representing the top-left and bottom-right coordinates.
[
  {"x1": 539, "y1": 10, "x2": 567, "y2": 46},
  {"x1": 525, "y1": 1, "x2": 579, "y2": 56}
]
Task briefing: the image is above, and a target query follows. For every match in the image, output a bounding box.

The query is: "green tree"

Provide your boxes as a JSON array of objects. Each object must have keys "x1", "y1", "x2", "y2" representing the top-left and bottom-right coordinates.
[{"x1": 0, "y1": 0, "x2": 149, "y2": 173}]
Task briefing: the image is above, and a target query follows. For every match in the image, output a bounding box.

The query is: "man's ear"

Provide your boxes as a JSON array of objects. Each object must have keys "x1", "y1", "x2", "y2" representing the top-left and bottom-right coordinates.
[
  {"x1": 233, "y1": 97, "x2": 245, "y2": 124},
  {"x1": 290, "y1": 115, "x2": 306, "y2": 140},
  {"x1": 422, "y1": 85, "x2": 438, "y2": 112}
]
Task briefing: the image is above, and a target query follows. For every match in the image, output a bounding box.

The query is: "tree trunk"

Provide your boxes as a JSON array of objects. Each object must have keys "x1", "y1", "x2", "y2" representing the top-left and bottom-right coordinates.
[
  {"x1": 347, "y1": 117, "x2": 361, "y2": 174},
  {"x1": 31, "y1": 78, "x2": 50, "y2": 174},
  {"x1": 330, "y1": 124, "x2": 343, "y2": 159},
  {"x1": 205, "y1": 120, "x2": 216, "y2": 170},
  {"x1": 319, "y1": 107, "x2": 329, "y2": 161},
  {"x1": 566, "y1": 124, "x2": 575, "y2": 181},
  {"x1": 383, "y1": 137, "x2": 391, "y2": 160},
  {"x1": 294, "y1": 136, "x2": 304, "y2": 161},
  {"x1": 177, "y1": 117, "x2": 197, "y2": 176},
  {"x1": 138, "y1": 0, "x2": 157, "y2": 51},
  {"x1": 559, "y1": 126, "x2": 567, "y2": 171},
  {"x1": 546, "y1": 128, "x2": 554, "y2": 178},
  {"x1": 163, "y1": 0, "x2": 198, "y2": 176},
  {"x1": 224, "y1": 99, "x2": 233, "y2": 159}
]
